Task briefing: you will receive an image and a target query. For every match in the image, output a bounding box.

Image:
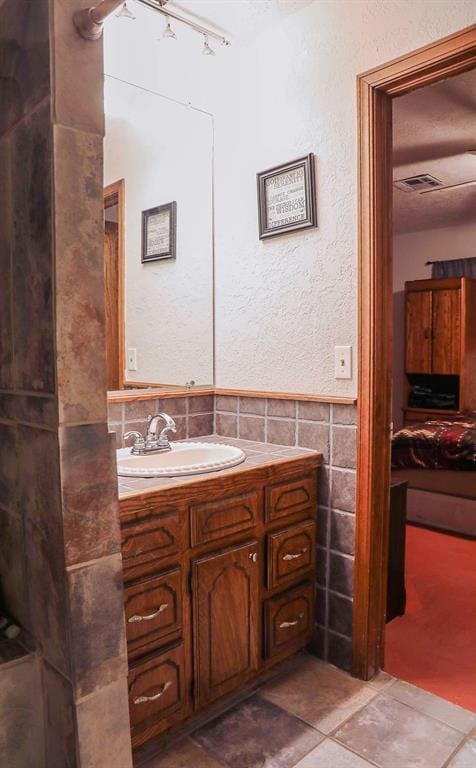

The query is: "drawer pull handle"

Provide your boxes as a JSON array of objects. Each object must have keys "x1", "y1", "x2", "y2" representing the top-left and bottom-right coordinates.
[
  {"x1": 133, "y1": 680, "x2": 172, "y2": 705},
  {"x1": 128, "y1": 603, "x2": 168, "y2": 623},
  {"x1": 249, "y1": 552, "x2": 258, "y2": 563},
  {"x1": 283, "y1": 547, "x2": 308, "y2": 561},
  {"x1": 279, "y1": 612, "x2": 304, "y2": 629}
]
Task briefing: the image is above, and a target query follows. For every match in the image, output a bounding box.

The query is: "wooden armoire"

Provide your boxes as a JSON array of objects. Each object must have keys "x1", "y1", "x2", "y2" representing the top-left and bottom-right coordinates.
[{"x1": 403, "y1": 277, "x2": 476, "y2": 424}]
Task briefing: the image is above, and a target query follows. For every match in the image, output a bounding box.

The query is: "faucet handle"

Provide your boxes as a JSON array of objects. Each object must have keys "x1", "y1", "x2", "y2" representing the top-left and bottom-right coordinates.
[{"x1": 124, "y1": 431, "x2": 146, "y2": 453}]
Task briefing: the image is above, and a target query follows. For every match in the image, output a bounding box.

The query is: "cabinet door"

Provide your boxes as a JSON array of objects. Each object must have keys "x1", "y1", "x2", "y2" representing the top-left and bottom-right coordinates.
[
  {"x1": 405, "y1": 290, "x2": 432, "y2": 373},
  {"x1": 432, "y1": 288, "x2": 461, "y2": 374},
  {"x1": 192, "y1": 540, "x2": 259, "y2": 708}
]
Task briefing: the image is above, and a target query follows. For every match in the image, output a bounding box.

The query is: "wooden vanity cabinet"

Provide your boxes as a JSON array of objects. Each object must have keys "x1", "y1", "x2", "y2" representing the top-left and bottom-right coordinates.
[{"x1": 119, "y1": 455, "x2": 320, "y2": 749}]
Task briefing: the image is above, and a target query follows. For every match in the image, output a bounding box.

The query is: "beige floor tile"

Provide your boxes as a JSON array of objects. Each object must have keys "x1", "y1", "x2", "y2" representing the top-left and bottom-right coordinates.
[
  {"x1": 259, "y1": 655, "x2": 378, "y2": 734},
  {"x1": 192, "y1": 695, "x2": 323, "y2": 768},
  {"x1": 367, "y1": 670, "x2": 395, "y2": 691},
  {"x1": 386, "y1": 679, "x2": 476, "y2": 734},
  {"x1": 334, "y1": 693, "x2": 463, "y2": 768},
  {"x1": 293, "y1": 738, "x2": 375, "y2": 767},
  {"x1": 136, "y1": 737, "x2": 225, "y2": 768},
  {"x1": 447, "y1": 738, "x2": 476, "y2": 768}
]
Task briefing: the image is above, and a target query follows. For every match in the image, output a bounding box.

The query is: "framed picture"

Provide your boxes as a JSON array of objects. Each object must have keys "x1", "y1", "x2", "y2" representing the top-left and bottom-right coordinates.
[
  {"x1": 257, "y1": 153, "x2": 316, "y2": 239},
  {"x1": 141, "y1": 201, "x2": 177, "y2": 263}
]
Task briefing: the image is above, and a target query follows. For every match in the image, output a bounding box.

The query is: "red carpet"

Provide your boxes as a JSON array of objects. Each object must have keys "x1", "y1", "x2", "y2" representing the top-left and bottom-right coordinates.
[{"x1": 385, "y1": 524, "x2": 476, "y2": 712}]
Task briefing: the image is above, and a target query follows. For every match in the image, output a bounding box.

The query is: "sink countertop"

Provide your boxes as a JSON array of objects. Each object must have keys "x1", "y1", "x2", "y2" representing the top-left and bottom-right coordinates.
[{"x1": 117, "y1": 435, "x2": 321, "y2": 499}]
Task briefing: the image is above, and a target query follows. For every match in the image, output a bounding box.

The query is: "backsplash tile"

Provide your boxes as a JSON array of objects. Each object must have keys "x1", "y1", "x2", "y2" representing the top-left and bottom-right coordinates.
[
  {"x1": 109, "y1": 394, "x2": 214, "y2": 448},
  {"x1": 266, "y1": 418, "x2": 295, "y2": 446},
  {"x1": 332, "y1": 425, "x2": 357, "y2": 469},
  {"x1": 297, "y1": 401, "x2": 330, "y2": 422},
  {"x1": 267, "y1": 398, "x2": 296, "y2": 418},
  {"x1": 238, "y1": 415, "x2": 266, "y2": 442},
  {"x1": 239, "y1": 396, "x2": 266, "y2": 415}
]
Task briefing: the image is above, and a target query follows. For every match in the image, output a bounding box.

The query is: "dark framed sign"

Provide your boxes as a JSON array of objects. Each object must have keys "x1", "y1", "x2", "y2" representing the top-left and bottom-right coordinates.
[
  {"x1": 257, "y1": 153, "x2": 316, "y2": 239},
  {"x1": 141, "y1": 201, "x2": 177, "y2": 263}
]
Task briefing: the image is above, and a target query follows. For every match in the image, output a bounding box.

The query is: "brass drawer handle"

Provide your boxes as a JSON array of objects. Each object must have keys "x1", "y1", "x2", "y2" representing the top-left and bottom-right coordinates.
[
  {"x1": 133, "y1": 680, "x2": 172, "y2": 705},
  {"x1": 249, "y1": 552, "x2": 258, "y2": 563},
  {"x1": 128, "y1": 603, "x2": 168, "y2": 623},
  {"x1": 279, "y1": 612, "x2": 304, "y2": 629},
  {"x1": 282, "y1": 547, "x2": 308, "y2": 561}
]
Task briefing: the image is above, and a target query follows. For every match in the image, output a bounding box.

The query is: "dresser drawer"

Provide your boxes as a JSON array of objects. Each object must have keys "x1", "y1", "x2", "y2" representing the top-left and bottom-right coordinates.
[
  {"x1": 121, "y1": 508, "x2": 182, "y2": 571},
  {"x1": 125, "y1": 568, "x2": 182, "y2": 660},
  {"x1": 128, "y1": 642, "x2": 186, "y2": 739},
  {"x1": 190, "y1": 490, "x2": 259, "y2": 547},
  {"x1": 265, "y1": 475, "x2": 316, "y2": 524},
  {"x1": 264, "y1": 582, "x2": 314, "y2": 658},
  {"x1": 267, "y1": 520, "x2": 316, "y2": 589}
]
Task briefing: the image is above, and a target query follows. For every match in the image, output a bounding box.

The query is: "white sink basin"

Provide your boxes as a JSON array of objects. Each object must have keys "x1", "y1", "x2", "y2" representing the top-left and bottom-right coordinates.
[{"x1": 116, "y1": 441, "x2": 246, "y2": 478}]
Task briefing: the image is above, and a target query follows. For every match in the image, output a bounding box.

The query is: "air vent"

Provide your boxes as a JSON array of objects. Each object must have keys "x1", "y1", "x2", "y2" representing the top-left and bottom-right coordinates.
[{"x1": 394, "y1": 174, "x2": 443, "y2": 192}]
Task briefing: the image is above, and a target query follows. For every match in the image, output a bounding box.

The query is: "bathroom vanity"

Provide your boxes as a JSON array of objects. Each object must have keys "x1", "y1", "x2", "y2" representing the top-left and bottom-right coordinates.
[{"x1": 117, "y1": 437, "x2": 321, "y2": 749}]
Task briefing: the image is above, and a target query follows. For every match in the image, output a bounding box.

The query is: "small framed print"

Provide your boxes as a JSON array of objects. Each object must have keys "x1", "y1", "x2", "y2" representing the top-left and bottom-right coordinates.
[
  {"x1": 141, "y1": 201, "x2": 177, "y2": 263},
  {"x1": 257, "y1": 153, "x2": 316, "y2": 239}
]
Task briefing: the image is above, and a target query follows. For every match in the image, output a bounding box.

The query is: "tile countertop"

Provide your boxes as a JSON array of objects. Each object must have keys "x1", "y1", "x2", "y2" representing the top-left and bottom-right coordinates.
[{"x1": 117, "y1": 435, "x2": 322, "y2": 499}]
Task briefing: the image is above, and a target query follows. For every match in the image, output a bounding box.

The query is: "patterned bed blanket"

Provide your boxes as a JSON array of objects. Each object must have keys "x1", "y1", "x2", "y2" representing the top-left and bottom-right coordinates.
[{"x1": 391, "y1": 417, "x2": 476, "y2": 471}]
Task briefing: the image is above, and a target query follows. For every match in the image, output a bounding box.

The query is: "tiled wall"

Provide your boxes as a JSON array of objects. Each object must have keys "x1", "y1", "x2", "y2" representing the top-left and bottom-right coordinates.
[
  {"x1": 108, "y1": 395, "x2": 214, "y2": 448},
  {"x1": 109, "y1": 392, "x2": 357, "y2": 671},
  {"x1": 214, "y1": 395, "x2": 357, "y2": 671}
]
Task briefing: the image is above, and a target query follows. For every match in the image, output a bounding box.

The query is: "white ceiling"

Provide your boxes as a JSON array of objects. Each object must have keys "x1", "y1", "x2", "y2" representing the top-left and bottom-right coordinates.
[
  {"x1": 393, "y1": 68, "x2": 476, "y2": 234},
  {"x1": 169, "y1": 0, "x2": 314, "y2": 41}
]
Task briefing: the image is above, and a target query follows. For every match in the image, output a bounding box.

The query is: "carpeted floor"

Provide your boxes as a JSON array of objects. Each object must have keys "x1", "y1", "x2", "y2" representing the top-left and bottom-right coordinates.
[{"x1": 385, "y1": 524, "x2": 476, "y2": 712}]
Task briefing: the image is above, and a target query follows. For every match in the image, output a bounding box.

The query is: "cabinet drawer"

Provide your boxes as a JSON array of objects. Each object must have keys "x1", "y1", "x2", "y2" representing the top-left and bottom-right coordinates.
[
  {"x1": 128, "y1": 642, "x2": 186, "y2": 738},
  {"x1": 264, "y1": 582, "x2": 314, "y2": 658},
  {"x1": 265, "y1": 475, "x2": 316, "y2": 524},
  {"x1": 267, "y1": 520, "x2": 316, "y2": 589},
  {"x1": 124, "y1": 568, "x2": 182, "y2": 660},
  {"x1": 191, "y1": 490, "x2": 259, "y2": 547},
  {"x1": 121, "y1": 508, "x2": 182, "y2": 571}
]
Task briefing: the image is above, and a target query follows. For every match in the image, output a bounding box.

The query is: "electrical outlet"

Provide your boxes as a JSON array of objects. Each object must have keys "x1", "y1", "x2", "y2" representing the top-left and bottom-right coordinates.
[
  {"x1": 127, "y1": 347, "x2": 137, "y2": 371},
  {"x1": 335, "y1": 346, "x2": 352, "y2": 379}
]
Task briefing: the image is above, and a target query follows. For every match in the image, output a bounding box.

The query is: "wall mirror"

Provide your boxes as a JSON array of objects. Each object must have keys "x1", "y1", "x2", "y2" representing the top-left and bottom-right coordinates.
[{"x1": 103, "y1": 75, "x2": 214, "y2": 391}]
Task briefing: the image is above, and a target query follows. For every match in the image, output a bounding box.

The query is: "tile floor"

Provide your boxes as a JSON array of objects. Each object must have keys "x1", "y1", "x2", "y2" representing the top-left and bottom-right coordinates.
[{"x1": 134, "y1": 653, "x2": 476, "y2": 768}]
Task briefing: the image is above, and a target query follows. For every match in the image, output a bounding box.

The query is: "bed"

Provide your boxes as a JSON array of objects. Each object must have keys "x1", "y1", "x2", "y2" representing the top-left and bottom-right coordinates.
[{"x1": 391, "y1": 415, "x2": 476, "y2": 537}]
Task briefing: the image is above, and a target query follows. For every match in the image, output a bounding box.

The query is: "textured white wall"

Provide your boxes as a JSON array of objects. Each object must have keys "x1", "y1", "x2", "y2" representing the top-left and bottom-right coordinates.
[
  {"x1": 104, "y1": 1, "x2": 475, "y2": 396},
  {"x1": 212, "y1": 1, "x2": 475, "y2": 395},
  {"x1": 392, "y1": 220, "x2": 476, "y2": 428},
  {"x1": 104, "y1": 78, "x2": 214, "y2": 385}
]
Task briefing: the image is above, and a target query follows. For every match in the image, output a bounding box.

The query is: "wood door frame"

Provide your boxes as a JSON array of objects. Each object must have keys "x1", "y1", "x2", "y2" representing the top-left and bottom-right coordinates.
[
  {"x1": 353, "y1": 24, "x2": 476, "y2": 680},
  {"x1": 104, "y1": 178, "x2": 126, "y2": 390}
]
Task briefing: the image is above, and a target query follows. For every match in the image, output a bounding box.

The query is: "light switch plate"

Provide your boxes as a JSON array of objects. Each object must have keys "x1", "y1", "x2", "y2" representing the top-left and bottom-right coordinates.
[
  {"x1": 127, "y1": 347, "x2": 137, "y2": 371},
  {"x1": 335, "y1": 346, "x2": 352, "y2": 379}
]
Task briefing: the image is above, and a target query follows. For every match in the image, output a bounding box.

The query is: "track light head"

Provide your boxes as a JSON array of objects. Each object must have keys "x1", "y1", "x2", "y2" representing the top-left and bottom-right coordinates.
[
  {"x1": 162, "y1": 17, "x2": 177, "y2": 39},
  {"x1": 202, "y1": 35, "x2": 215, "y2": 56},
  {"x1": 116, "y1": 2, "x2": 136, "y2": 20}
]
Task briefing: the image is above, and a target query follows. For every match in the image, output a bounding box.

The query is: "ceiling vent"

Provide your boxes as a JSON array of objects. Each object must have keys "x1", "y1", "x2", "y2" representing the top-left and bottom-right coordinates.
[{"x1": 394, "y1": 174, "x2": 443, "y2": 192}]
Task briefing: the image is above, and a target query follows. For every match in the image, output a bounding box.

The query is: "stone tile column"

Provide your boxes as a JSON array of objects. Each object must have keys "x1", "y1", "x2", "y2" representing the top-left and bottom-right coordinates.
[{"x1": 0, "y1": 1, "x2": 132, "y2": 765}]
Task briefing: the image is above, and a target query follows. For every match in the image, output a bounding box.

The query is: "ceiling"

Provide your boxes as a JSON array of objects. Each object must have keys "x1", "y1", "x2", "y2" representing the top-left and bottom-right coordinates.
[
  {"x1": 393, "y1": 68, "x2": 476, "y2": 234},
  {"x1": 169, "y1": 0, "x2": 314, "y2": 41}
]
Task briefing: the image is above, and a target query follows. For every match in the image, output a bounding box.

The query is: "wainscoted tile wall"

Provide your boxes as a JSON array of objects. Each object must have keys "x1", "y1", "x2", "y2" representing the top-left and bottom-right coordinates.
[
  {"x1": 109, "y1": 392, "x2": 357, "y2": 671},
  {"x1": 108, "y1": 395, "x2": 214, "y2": 448},
  {"x1": 214, "y1": 396, "x2": 357, "y2": 671}
]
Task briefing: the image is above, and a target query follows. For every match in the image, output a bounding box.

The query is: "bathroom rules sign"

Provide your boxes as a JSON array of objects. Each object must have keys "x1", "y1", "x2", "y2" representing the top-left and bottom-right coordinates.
[{"x1": 257, "y1": 153, "x2": 317, "y2": 239}]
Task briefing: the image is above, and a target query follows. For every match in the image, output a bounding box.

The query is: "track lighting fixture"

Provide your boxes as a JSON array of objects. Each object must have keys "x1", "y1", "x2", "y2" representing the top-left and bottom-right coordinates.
[
  {"x1": 202, "y1": 35, "x2": 216, "y2": 56},
  {"x1": 115, "y1": 1, "x2": 136, "y2": 20},
  {"x1": 162, "y1": 16, "x2": 177, "y2": 39}
]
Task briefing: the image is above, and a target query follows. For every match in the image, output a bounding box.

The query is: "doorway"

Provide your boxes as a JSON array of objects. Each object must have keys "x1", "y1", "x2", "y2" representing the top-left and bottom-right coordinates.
[
  {"x1": 353, "y1": 24, "x2": 476, "y2": 681},
  {"x1": 104, "y1": 178, "x2": 125, "y2": 390}
]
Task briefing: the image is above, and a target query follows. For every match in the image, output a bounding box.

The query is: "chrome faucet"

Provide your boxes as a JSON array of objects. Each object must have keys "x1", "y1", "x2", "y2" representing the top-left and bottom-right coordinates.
[{"x1": 124, "y1": 413, "x2": 177, "y2": 455}]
